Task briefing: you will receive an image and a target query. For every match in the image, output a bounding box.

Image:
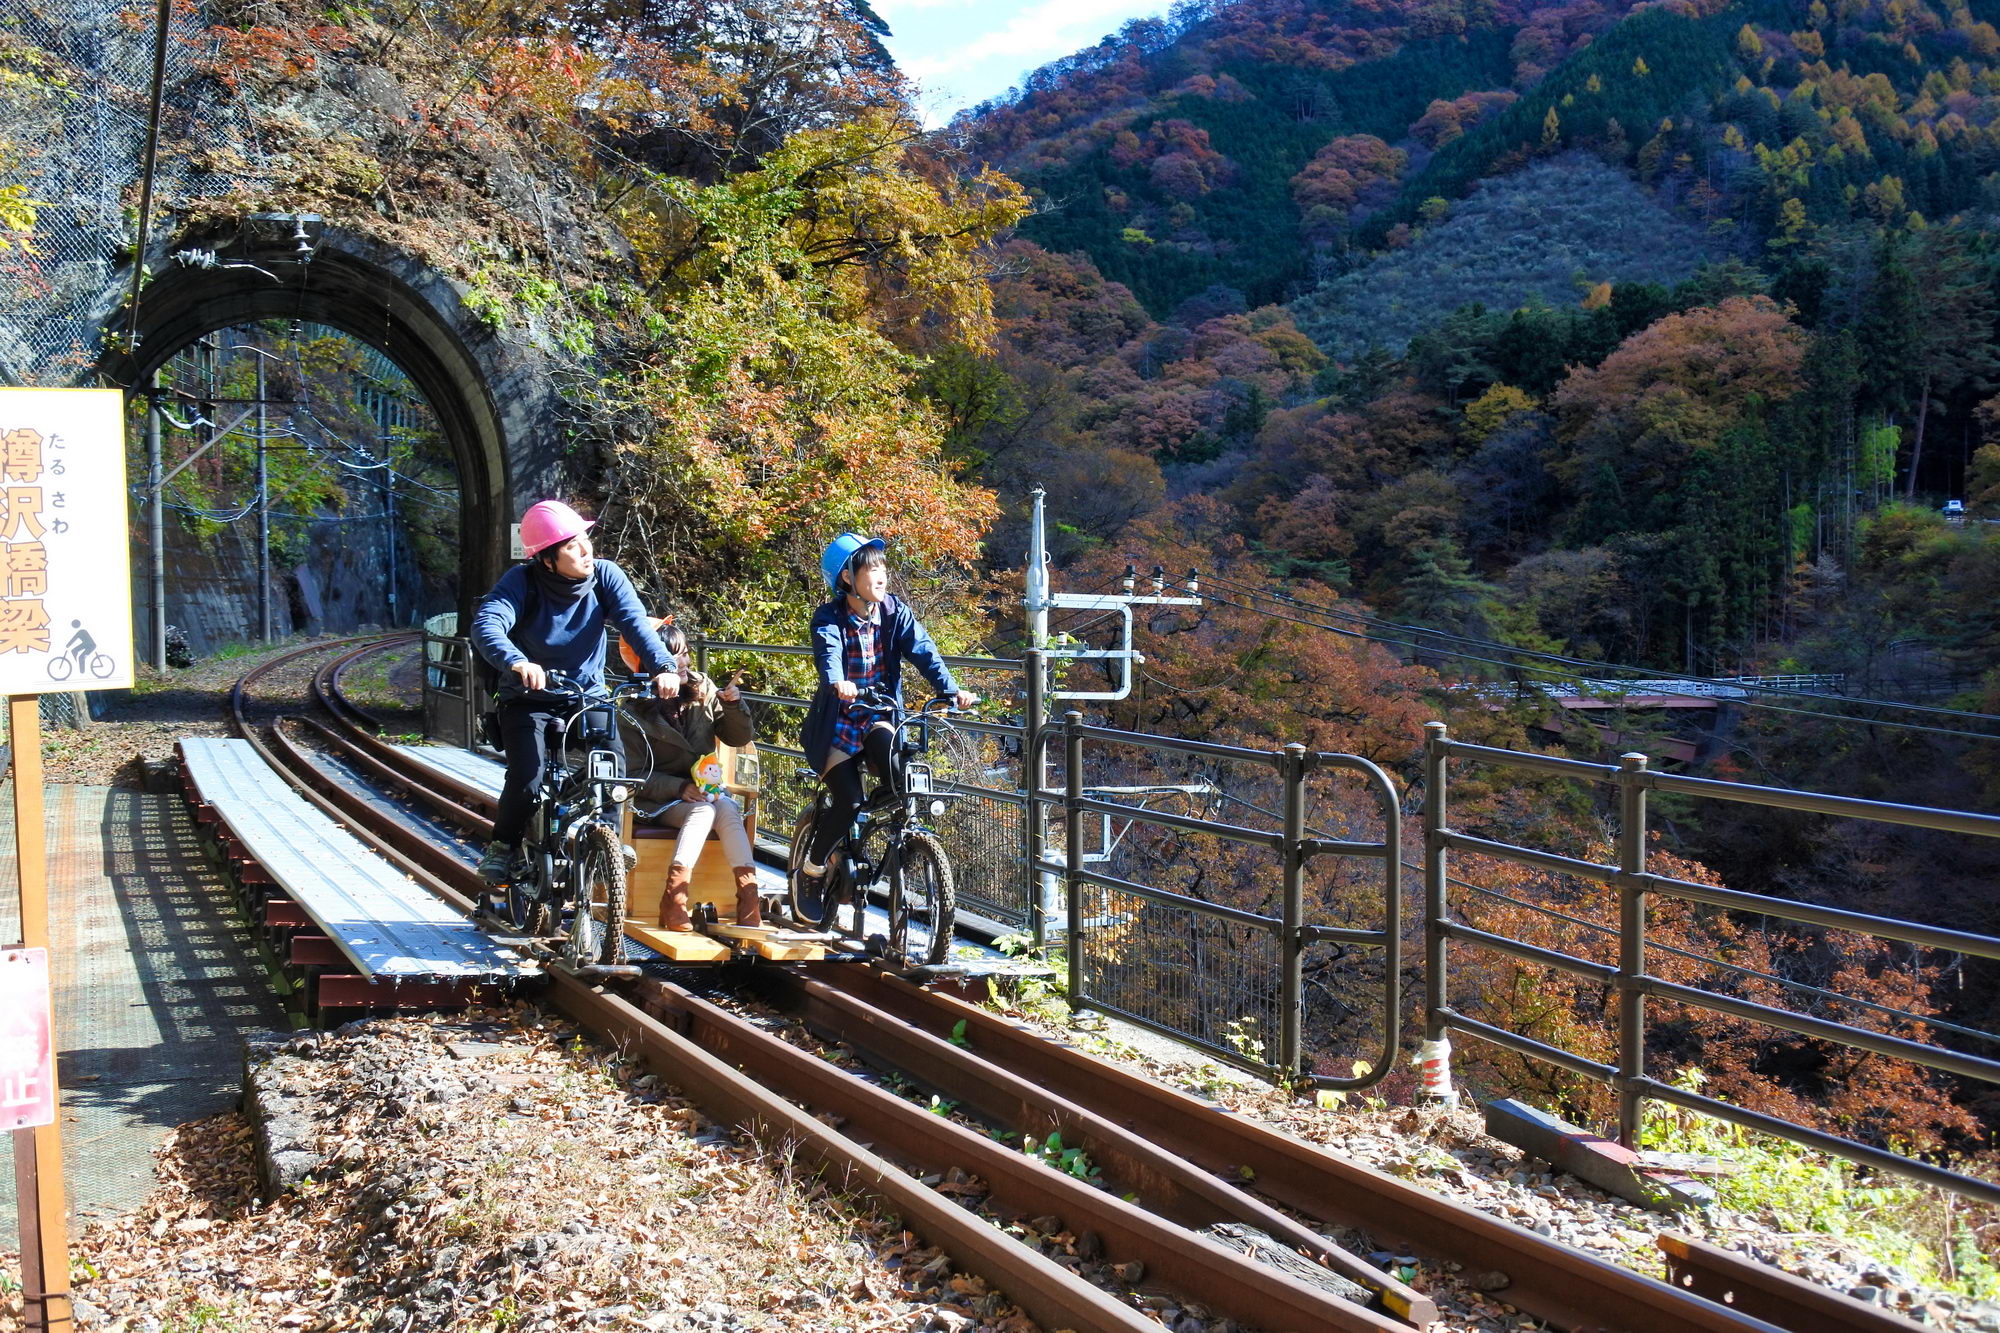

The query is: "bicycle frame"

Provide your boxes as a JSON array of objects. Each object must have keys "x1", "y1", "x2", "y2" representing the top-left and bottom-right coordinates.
[
  {"x1": 798, "y1": 692, "x2": 964, "y2": 943},
  {"x1": 515, "y1": 674, "x2": 646, "y2": 917}
]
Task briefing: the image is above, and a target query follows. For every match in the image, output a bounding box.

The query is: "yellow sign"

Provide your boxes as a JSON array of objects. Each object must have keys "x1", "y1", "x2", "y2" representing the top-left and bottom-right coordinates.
[{"x1": 0, "y1": 389, "x2": 132, "y2": 693}]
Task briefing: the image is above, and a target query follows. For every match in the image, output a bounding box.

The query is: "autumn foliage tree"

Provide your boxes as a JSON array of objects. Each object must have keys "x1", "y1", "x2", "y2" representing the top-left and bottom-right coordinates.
[{"x1": 591, "y1": 108, "x2": 1027, "y2": 638}]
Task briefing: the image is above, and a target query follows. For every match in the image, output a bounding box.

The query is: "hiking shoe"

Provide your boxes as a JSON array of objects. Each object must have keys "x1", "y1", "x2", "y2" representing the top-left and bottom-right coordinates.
[{"x1": 478, "y1": 841, "x2": 518, "y2": 884}]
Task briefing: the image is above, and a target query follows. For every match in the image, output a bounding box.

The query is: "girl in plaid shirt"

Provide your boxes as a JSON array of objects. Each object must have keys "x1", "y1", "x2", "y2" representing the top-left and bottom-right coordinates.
[{"x1": 798, "y1": 534, "x2": 977, "y2": 878}]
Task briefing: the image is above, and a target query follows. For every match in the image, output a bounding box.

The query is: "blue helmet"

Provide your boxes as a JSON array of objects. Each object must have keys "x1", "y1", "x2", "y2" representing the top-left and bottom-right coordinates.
[{"x1": 821, "y1": 532, "x2": 886, "y2": 592}]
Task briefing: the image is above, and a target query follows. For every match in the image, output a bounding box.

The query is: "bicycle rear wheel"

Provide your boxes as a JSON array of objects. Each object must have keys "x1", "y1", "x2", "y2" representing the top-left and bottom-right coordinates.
[
  {"x1": 888, "y1": 830, "x2": 955, "y2": 966},
  {"x1": 786, "y1": 807, "x2": 828, "y2": 927},
  {"x1": 503, "y1": 859, "x2": 548, "y2": 936}
]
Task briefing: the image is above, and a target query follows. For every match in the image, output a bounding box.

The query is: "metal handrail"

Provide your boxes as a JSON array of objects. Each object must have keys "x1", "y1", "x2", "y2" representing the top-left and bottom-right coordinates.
[
  {"x1": 1057, "y1": 711, "x2": 1402, "y2": 1090},
  {"x1": 690, "y1": 636, "x2": 1022, "y2": 673},
  {"x1": 1422, "y1": 720, "x2": 2000, "y2": 1207},
  {"x1": 415, "y1": 632, "x2": 1400, "y2": 1093}
]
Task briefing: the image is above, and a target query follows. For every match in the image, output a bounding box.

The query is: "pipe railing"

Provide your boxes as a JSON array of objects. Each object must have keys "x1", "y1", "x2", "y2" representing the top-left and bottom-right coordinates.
[
  {"x1": 1422, "y1": 720, "x2": 2000, "y2": 1207},
  {"x1": 1036, "y1": 712, "x2": 1402, "y2": 1089}
]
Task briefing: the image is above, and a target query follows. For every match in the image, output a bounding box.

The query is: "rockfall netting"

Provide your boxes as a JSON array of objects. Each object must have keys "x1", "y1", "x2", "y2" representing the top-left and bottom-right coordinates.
[{"x1": 1, "y1": 0, "x2": 268, "y2": 384}]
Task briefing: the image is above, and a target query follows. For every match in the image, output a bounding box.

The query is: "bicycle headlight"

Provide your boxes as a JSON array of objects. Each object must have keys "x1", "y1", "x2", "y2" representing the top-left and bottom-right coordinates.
[
  {"x1": 929, "y1": 798, "x2": 947, "y2": 817},
  {"x1": 609, "y1": 784, "x2": 630, "y2": 804}
]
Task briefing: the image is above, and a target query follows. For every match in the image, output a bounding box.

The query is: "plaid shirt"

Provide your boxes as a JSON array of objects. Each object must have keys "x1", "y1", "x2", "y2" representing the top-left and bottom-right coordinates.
[{"x1": 829, "y1": 605, "x2": 885, "y2": 757}]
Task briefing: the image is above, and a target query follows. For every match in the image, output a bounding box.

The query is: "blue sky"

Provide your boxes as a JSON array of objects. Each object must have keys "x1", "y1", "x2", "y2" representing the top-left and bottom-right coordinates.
[{"x1": 874, "y1": 0, "x2": 1173, "y2": 126}]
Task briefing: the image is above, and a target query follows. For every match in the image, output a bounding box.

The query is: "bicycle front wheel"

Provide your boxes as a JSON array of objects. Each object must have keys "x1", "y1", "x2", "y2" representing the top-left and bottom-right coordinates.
[
  {"x1": 889, "y1": 830, "x2": 955, "y2": 966},
  {"x1": 573, "y1": 821, "x2": 627, "y2": 966}
]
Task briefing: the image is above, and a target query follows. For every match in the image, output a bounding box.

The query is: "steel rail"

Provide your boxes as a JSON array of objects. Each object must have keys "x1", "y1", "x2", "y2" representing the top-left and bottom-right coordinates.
[
  {"x1": 319, "y1": 635, "x2": 417, "y2": 733},
  {"x1": 229, "y1": 636, "x2": 482, "y2": 918},
  {"x1": 806, "y1": 966, "x2": 1793, "y2": 1333},
  {"x1": 229, "y1": 633, "x2": 395, "y2": 741},
  {"x1": 759, "y1": 969, "x2": 1437, "y2": 1325},
  {"x1": 294, "y1": 715, "x2": 493, "y2": 835},
  {"x1": 1656, "y1": 1236, "x2": 1917, "y2": 1333},
  {"x1": 617, "y1": 973, "x2": 1412, "y2": 1333},
  {"x1": 546, "y1": 969, "x2": 1158, "y2": 1333},
  {"x1": 274, "y1": 652, "x2": 1424, "y2": 1332}
]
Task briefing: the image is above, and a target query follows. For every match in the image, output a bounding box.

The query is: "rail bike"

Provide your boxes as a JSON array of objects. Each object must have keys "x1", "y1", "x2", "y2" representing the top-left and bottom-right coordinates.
[{"x1": 478, "y1": 671, "x2": 966, "y2": 971}]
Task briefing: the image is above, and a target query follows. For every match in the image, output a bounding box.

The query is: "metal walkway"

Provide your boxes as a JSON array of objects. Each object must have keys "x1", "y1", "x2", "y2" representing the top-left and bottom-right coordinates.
[
  {"x1": 0, "y1": 784, "x2": 288, "y2": 1246},
  {"x1": 179, "y1": 739, "x2": 530, "y2": 981},
  {"x1": 394, "y1": 741, "x2": 504, "y2": 798}
]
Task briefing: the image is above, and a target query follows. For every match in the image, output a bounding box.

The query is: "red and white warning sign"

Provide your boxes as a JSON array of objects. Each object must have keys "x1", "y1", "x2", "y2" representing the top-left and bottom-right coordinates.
[{"x1": 1, "y1": 946, "x2": 56, "y2": 1130}]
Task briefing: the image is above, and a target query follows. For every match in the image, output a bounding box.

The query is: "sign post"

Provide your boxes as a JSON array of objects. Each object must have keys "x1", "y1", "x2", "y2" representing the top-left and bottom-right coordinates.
[{"x1": 2, "y1": 386, "x2": 133, "y2": 1332}]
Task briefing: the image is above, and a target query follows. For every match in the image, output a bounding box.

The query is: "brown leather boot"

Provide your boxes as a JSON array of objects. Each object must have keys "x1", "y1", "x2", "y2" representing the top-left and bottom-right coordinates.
[
  {"x1": 732, "y1": 866, "x2": 762, "y2": 928},
  {"x1": 658, "y1": 863, "x2": 693, "y2": 932}
]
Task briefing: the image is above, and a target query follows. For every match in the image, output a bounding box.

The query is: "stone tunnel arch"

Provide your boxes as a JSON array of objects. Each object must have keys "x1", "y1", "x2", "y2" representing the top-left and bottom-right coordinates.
[{"x1": 97, "y1": 224, "x2": 573, "y2": 634}]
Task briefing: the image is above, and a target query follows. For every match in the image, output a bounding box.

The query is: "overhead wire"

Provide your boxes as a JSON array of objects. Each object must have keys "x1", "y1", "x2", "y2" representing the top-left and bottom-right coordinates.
[
  {"x1": 1200, "y1": 567, "x2": 2000, "y2": 727},
  {"x1": 1185, "y1": 581, "x2": 2000, "y2": 743}
]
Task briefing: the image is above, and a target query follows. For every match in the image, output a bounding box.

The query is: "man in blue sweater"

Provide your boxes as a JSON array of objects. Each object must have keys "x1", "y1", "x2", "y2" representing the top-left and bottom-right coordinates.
[{"x1": 470, "y1": 500, "x2": 678, "y2": 883}]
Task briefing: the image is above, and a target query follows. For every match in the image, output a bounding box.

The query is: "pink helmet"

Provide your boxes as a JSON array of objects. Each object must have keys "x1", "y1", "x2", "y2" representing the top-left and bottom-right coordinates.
[{"x1": 519, "y1": 499, "x2": 593, "y2": 558}]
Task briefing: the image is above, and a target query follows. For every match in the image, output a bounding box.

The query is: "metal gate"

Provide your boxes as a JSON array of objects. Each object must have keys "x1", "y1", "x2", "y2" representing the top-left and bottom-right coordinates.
[{"x1": 1036, "y1": 712, "x2": 1402, "y2": 1089}]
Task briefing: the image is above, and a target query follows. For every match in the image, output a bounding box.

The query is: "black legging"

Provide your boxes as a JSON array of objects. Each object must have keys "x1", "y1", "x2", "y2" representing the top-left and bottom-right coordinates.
[
  {"x1": 493, "y1": 698, "x2": 624, "y2": 847},
  {"x1": 808, "y1": 725, "x2": 894, "y2": 864}
]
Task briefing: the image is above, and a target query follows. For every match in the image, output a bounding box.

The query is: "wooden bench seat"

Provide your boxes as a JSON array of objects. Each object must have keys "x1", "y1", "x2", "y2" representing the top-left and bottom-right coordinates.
[{"x1": 624, "y1": 742, "x2": 825, "y2": 961}]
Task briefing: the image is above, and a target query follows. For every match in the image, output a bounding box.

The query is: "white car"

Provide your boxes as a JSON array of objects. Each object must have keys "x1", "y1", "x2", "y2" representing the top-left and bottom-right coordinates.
[{"x1": 1943, "y1": 499, "x2": 1966, "y2": 517}]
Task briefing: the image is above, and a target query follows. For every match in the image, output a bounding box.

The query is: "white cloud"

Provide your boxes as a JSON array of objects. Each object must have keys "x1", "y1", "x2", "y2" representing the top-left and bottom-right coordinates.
[{"x1": 880, "y1": 0, "x2": 1170, "y2": 124}]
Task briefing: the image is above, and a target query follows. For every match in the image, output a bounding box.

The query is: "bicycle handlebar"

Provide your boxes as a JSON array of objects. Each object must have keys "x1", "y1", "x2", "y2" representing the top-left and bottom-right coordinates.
[
  {"x1": 849, "y1": 687, "x2": 970, "y2": 717},
  {"x1": 535, "y1": 670, "x2": 655, "y2": 705}
]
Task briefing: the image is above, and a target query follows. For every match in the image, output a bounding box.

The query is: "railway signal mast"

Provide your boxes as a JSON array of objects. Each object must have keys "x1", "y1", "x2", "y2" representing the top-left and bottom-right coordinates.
[{"x1": 1021, "y1": 489, "x2": 1199, "y2": 942}]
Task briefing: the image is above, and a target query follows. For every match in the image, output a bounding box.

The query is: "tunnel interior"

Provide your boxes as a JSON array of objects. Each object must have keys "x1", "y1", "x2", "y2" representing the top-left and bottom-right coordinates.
[{"x1": 96, "y1": 224, "x2": 559, "y2": 656}]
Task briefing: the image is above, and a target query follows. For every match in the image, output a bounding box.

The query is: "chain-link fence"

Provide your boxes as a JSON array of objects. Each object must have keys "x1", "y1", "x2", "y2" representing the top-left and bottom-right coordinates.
[{"x1": 2, "y1": 0, "x2": 269, "y2": 384}]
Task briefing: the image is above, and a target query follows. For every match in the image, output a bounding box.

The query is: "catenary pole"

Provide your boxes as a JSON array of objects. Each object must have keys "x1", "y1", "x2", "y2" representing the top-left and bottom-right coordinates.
[{"x1": 147, "y1": 382, "x2": 165, "y2": 670}]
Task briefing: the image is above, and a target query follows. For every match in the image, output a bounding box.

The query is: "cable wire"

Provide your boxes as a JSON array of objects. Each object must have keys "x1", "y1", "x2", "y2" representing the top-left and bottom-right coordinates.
[
  {"x1": 1188, "y1": 585, "x2": 2000, "y2": 743},
  {"x1": 1201, "y1": 568, "x2": 2000, "y2": 727}
]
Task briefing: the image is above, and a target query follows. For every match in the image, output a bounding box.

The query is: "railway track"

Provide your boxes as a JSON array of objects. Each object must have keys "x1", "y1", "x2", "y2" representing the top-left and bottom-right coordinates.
[{"x1": 195, "y1": 636, "x2": 1906, "y2": 1333}]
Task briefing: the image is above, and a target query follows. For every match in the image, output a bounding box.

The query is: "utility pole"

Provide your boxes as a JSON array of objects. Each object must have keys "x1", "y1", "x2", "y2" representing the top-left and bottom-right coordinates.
[
  {"x1": 1024, "y1": 489, "x2": 1052, "y2": 943},
  {"x1": 384, "y1": 462, "x2": 397, "y2": 627},
  {"x1": 255, "y1": 353, "x2": 270, "y2": 643},
  {"x1": 146, "y1": 380, "x2": 165, "y2": 670},
  {"x1": 1021, "y1": 490, "x2": 1199, "y2": 943}
]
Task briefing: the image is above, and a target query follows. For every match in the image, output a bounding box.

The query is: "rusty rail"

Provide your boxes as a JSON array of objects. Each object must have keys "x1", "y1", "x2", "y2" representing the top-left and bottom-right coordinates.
[
  {"x1": 1657, "y1": 1236, "x2": 1918, "y2": 1333},
  {"x1": 759, "y1": 968, "x2": 1436, "y2": 1324},
  {"x1": 807, "y1": 965, "x2": 1795, "y2": 1333},
  {"x1": 207, "y1": 642, "x2": 1858, "y2": 1333},
  {"x1": 614, "y1": 971, "x2": 1413, "y2": 1332}
]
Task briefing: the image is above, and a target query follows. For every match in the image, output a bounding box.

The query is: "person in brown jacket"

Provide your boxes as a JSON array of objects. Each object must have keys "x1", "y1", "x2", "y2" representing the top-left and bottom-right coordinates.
[{"x1": 618, "y1": 620, "x2": 758, "y2": 930}]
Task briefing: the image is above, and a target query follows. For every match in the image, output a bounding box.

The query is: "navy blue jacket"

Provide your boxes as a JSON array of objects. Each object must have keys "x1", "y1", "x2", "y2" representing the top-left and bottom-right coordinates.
[
  {"x1": 471, "y1": 559, "x2": 670, "y2": 702},
  {"x1": 801, "y1": 594, "x2": 958, "y2": 772}
]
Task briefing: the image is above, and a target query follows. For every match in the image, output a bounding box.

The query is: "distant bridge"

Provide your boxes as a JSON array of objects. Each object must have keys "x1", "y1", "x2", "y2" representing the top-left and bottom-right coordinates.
[{"x1": 1466, "y1": 674, "x2": 1845, "y2": 710}]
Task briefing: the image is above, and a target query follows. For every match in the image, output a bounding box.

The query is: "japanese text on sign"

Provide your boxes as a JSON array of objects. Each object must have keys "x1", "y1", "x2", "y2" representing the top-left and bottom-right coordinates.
[
  {"x1": 0, "y1": 948, "x2": 56, "y2": 1131},
  {"x1": 0, "y1": 390, "x2": 131, "y2": 693}
]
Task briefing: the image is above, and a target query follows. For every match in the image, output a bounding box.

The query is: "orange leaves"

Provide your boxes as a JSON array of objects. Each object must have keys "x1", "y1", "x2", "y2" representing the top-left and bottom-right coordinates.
[
  {"x1": 208, "y1": 22, "x2": 353, "y2": 93},
  {"x1": 1549, "y1": 296, "x2": 1807, "y2": 497},
  {"x1": 1289, "y1": 134, "x2": 1406, "y2": 224},
  {"x1": 475, "y1": 35, "x2": 603, "y2": 121}
]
